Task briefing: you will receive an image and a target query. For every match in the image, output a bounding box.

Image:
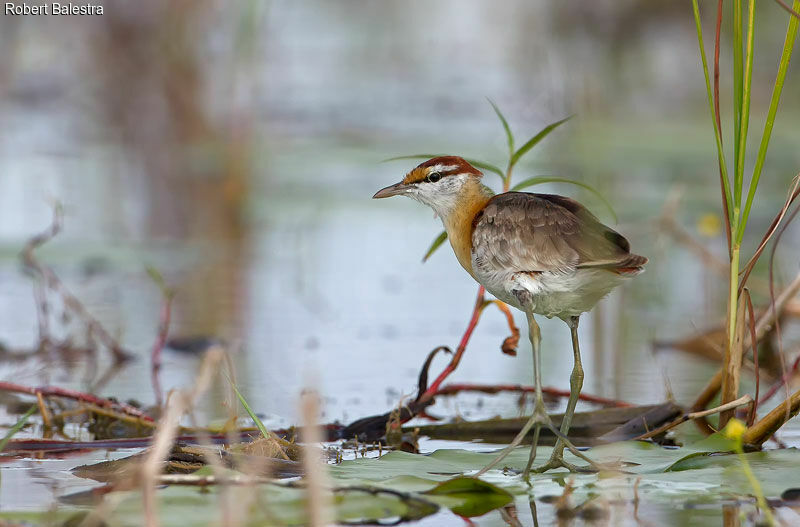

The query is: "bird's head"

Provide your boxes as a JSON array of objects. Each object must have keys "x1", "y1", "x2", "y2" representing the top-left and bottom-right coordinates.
[{"x1": 373, "y1": 156, "x2": 484, "y2": 219}]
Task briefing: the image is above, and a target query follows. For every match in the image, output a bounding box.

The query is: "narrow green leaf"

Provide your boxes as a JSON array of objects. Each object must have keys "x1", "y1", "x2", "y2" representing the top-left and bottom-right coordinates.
[
  {"x1": 734, "y1": 0, "x2": 756, "y2": 210},
  {"x1": 422, "y1": 231, "x2": 448, "y2": 262},
  {"x1": 509, "y1": 116, "x2": 571, "y2": 168},
  {"x1": 382, "y1": 154, "x2": 441, "y2": 163},
  {"x1": 509, "y1": 176, "x2": 618, "y2": 223},
  {"x1": 733, "y1": 0, "x2": 744, "y2": 196},
  {"x1": 487, "y1": 98, "x2": 514, "y2": 156},
  {"x1": 691, "y1": 0, "x2": 734, "y2": 226},
  {"x1": 738, "y1": 0, "x2": 800, "y2": 242},
  {"x1": 0, "y1": 405, "x2": 37, "y2": 453},
  {"x1": 462, "y1": 159, "x2": 505, "y2": 179},
  {"x1": 383, "y1": 154, "x2": 505, "y2": 180},
  {"x1": 227, "y1": 376, "x2": 270, "y2": 440}
]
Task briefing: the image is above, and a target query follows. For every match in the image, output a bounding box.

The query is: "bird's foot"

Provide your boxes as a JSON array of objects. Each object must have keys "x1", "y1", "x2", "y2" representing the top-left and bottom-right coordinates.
[{"x1": 524, "y1": 442, "x2": 601, "y2": 477}]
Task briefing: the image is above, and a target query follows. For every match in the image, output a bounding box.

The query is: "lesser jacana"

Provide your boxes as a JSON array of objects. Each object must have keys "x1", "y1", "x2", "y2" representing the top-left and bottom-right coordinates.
[{"x1": 373, "y1": 156, "x2": 646, "y2": 476}]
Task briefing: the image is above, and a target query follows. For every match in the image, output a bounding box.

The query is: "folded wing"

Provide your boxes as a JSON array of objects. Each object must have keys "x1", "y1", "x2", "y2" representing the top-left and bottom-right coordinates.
[{"x1": 471, "y1": 192, "x2": 647, "y2": 275}]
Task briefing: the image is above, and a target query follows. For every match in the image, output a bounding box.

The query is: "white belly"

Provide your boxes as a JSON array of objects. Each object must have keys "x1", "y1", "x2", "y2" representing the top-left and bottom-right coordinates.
[{"x1": 472, "y1": 264, "x2": 626, "y2": 320}]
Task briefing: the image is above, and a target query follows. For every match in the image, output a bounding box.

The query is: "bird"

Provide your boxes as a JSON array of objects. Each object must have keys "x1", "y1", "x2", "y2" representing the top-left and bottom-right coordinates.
[{"x1": 373, "y1": 155, "x2": 647, "y2": 476}]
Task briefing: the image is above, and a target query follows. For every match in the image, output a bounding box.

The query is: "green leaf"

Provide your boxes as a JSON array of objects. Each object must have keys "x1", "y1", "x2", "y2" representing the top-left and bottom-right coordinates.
[
  {"x1": 226, "y1": 376, "x2": 270, "y2": 440},
  {"x1": 509, "y1": 116, "x2": 571, "y2": 168},
  {"x1": 383, "y1": 154, "x2": 505, "y2": 180},
  {"x1": 425, "y1": 476, "x2": 513, "y2": 517},
  {"x1": 464, "y1": 159, "x2": 505, "y2": 180},
  {"x1": 487, "y1": 98, "x2": 514, "y2": 156},
  {"x1": 422, "y1": 231, "x2": 448, "y2": 262},
  {"x1": 382, "y1": 154, "x2": 441, "y2": 163},
  {"x1": 0, "y1": 405, "x2": 37, "y2": 453},
  {"x1": 509, "y1": 176, "x2": 618, "y2": 223}
]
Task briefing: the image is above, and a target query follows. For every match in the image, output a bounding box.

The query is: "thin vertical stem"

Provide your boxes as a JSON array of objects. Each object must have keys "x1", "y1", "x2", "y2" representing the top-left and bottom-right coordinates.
[{"x1": 692, "y1": 0, "x2": 734, "y2": 224}]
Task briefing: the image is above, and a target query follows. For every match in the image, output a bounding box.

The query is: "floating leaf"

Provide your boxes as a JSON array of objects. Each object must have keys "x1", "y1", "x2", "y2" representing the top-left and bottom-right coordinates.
[
  {"x1": 509, "y1": 116, "x2": 572, "y2": 168},
  {"x1": 510, "y1": 176, "x2": 618, "y2": 223},
  {"x1": 487, "y1": 98, "x2": 514, "y2": 156},
  {"x1": 425, "y1": 476, "x2": 513, "y2": 517},
  {"x1": 422, "y1": 231, "x2": 448, "y2": 262}
]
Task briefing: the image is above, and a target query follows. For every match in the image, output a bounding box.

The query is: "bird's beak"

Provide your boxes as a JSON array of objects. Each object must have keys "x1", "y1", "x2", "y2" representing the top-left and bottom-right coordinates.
[{"x1": 372, "y1": 181, "x2": 410, "y2": 199}]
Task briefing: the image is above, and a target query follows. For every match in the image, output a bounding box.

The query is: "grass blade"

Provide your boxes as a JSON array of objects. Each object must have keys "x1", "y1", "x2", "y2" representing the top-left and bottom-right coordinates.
[
  {"x1": 509, "y1": 116, "x2": 571, "y2": 168},
  {"x1": 692, "y1": 0, "x2": 734, "y2": 226},
  {"x1": 227, "y1": 376, "x2": 270, "y2": 440},
  {"x1": 734, "y1": 0, "x2": 756, "y2": 210},
  {"x1": 738, "y1": 0, "x2": 800, "y2": 241},
  {"x1": 382, "y1": 154, "x2": 441, "y2": 163},
  {"x1": 509, "y1": 176, "x2": 618, "y2": 223},
  {"x1": 463, "y1": 159, "x2": 505, "y2": 180},
  {"x1": 0, "y1": 405, "x2": 37, "y2": 453},
  {"x1": 487, "y1": 98, "x2": 514, "y2": 157},
  {"x1": 422, "y1": 231, "x2": 448, "y2": 262},
  {"x1": 733, "y1": 0, "x2": 744, "y2": 197}
]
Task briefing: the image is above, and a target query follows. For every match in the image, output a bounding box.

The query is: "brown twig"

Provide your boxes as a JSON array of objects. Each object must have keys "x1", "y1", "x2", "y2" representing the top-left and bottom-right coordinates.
[
  {"x1": 0, "y1": 381, "x2": 153, "y2": 421},
  {"x1": 635, "y1": 395, "x2": 752, "y2": 440},
  {"x1": 21, "y1": 206, "x2": 132, "y2": 363},
  {"x1": 36, "y1": 392, "x2": 52, "y2": 429},
  {"x1": 743, "y1": 388, "x2": 800, "y2": 446},
  {"x1": 433, "y1": 383, "x2": 632, "y2": 408}
]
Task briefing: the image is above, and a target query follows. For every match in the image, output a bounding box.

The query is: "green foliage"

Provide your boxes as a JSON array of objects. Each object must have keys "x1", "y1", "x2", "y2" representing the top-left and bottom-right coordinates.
[
  {"x1": 422, "y1": 230, "x2": 448, "y2": 263},
  {"x1": 0, "y1": 405, "x2": 36, "y2": 453},
  {"x1": 388, "y1": 101, "x2": 612, "y2": 261},
  {"x1": 226, "y1": 376, "x2": 270, "y2": 440},
  {"x1": 511, "y1": 176, "x2": 618, "y2": 222},
  {"x1": 509, "y1": 116, "x2": 571, "y2": 169}
]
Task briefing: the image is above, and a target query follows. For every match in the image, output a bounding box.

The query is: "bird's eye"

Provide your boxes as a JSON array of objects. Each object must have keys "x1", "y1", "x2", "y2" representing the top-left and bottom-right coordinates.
[{"x1": 427, "y1": 172, "x2": 442, "y2": 183}]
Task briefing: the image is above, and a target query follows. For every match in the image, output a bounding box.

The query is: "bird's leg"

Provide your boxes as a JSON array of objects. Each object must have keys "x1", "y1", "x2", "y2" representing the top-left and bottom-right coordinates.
[
  {"x1": 476, "y1": 311, "x2": 548, "y2": 476},
  {"x1": 476, "y1": 312, "x2": 597, "y2": 477},
  {"x1": 529, "y1": 315, "x2": 600, "y2": 474}
]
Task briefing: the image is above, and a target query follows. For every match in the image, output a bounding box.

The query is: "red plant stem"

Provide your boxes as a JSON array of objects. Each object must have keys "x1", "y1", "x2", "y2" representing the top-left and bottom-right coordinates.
[
  {"x1": 0, "y1": 381, "x2": 153, "y2": 421},
  {"x1": 714, "y1": 0, "x2": 733, "y2": 250},
  {"x1": 417, "y1": 287, "x2": 486, "y2": 402},
  {"x1": 759, "y1": 353, "x2": 800, "y2": 405},
  {"x1": 433, "y1": 383, "x2": 632, "y2": 408},
  {"x1": 150, "y1": 293, "x2": 173, "y2": 407}
]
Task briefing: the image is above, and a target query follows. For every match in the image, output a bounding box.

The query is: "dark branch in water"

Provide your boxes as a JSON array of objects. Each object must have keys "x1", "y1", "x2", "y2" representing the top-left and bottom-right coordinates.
[
  {"x1": 21, "y1": 205, "x2": 133, "y2": 364},
  {"x1": 0, "y1": 381, "x2": 153, "y2": 422}
]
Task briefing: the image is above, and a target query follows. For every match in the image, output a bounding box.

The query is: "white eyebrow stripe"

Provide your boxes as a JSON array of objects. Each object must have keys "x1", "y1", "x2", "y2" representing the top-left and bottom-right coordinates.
[{"x1": 428, "y1": 164, "x2": 460, "y2": 173}]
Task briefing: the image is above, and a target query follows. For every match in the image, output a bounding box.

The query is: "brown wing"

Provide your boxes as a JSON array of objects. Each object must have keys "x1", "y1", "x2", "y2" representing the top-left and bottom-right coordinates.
[{"x1": 471, "y1": 192, "x2": 646, "y2": 275}]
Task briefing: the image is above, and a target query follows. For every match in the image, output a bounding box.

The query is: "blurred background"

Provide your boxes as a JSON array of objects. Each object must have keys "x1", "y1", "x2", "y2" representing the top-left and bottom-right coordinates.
[{"x1": 0, "y1": 0, "x2": 798, "y2": 433}]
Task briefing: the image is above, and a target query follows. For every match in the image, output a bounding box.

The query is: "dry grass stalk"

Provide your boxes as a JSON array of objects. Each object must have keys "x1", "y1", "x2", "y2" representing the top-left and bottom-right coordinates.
[
  {"x1": 300, "y1": 390, "x2": 333, "y2": 527},
  {"x1": 692, "y1": 271, "x2": 800, "y2": 414},
  {"x1": 635, "y1": 395, "x2": 752, "y2": 440},
  {"x1": 720, "y1": 295, "x2": 747, "y2": 427},
  {"x1": 141, "y1": 349, "x2": 225, "y2": 527},
  {"x1": 744, "y1": 388, "x2": 800, "y2": 446}
]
